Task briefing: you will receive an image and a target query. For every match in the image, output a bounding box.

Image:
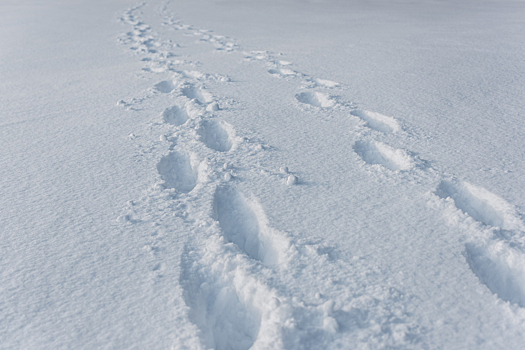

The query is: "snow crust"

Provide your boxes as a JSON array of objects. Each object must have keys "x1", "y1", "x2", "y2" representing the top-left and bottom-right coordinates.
[{"x1": 2, "y1": 0, "x2": 525, "y2": 349}]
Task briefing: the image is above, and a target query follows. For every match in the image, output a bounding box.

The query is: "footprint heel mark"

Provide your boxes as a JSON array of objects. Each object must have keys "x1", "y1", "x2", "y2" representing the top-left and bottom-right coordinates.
[
  {"x1": 180, "y1": 250, "x2": 261, "y2": 350},
  {"x1": 157, "y1": 151, "x2": 198, "y2": 193},
  {"x1": 197, "y1": 119, "x2": 234, "y2": 152},
  {"x1": 351, "y1": 110, "x2": 401, "y2": 134},
  {"x1": 162, "y1": 105, "x2": 189, "y2": 126},
  {"x1": 435, "y1": 180, "x2": 525, "y2": 231},
  {"x1": 465, "y1": 241, "x2": 525, "y2": 307},
  {"x1": 353, "y1": 140, "x2": 414, "y2": 171},
  {"x1": 295, "y1": 91, "x2": 335, "y2": 108},
  {"x1": 181, "y1": 84, "x2": 214, "y2": 104},
  {"x1": 213, "y1": 186, "x2": 286, "y2": 265}
]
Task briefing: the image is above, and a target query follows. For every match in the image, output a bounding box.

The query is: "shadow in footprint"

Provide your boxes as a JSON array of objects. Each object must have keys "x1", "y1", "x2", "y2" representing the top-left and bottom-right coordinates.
[
  {"x1": 162, "y1": 105, "x2": 189, "y2": 126},
  {"x1": 214, "y1": 186, "x2": 264, "y2": 261},
  {"x1": 466, "y1": 241, "x2": 525, "y2": 307},
  {"x1": 180, "y1": 249, "x2": 261, "y2": 350},
  {"x1": 213, "y1": 186, "x2": 284, "y2": 265},
  {"x1": 154, "y1": 80, "x2": 176, "y2": 93},
  {"x1": 435, "y1": 180, "x2": 524, "y2": 231},
  {"x1": 181, "y1": 85, "x2": 213, "y2": 104},
  {"x1": 296, "y1": 91, "x2": 335, "y2": 108},
  {"x1": 157, "y1": 151, "x2": 197, "y2": 193},
  {"x1": 198, "y1": 119, "x2": 233, "y2": 152}
]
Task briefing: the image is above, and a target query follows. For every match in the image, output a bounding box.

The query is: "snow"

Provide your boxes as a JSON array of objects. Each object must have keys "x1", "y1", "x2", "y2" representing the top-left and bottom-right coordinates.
[{"x1": 2, "y1": 0, "x2": 525, "y2": 348}]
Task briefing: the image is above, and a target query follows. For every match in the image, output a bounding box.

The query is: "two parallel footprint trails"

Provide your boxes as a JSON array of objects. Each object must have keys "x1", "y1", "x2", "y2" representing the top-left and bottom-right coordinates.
[{"x1": 119, "y1": 4, "x2": 525, "y2": 348}]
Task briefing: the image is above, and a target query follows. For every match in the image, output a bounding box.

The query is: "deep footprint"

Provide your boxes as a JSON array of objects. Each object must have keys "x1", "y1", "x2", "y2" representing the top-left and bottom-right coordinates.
[
  {"x1": 213, "y1": 186, "x2": 282, "y2": 265},
  {"x1": 213, "y1": 186, "x2": 264, "y2": 261},
  {"x1": 466, "y1": 241, "x2": 525, "y2": 307},
  {"x1": 181, "y1": 84, "x2": 213, "y2": 104},
  {"x1": 162, "y1": 105, "x2": 189, "y2": 126},
  {"x1": 198, "y1": 119, "x2": 233, "y2": 152},
  {"x1": 351, "y1": 110, "x2": 401, "y2": 134},
  {"x1": 157, "y1": 151, "x2": 197, "y2": 192},
  {"x1": 180, "y1": 251, "x2": 261, "y2": 350},
  {"x1": 435, "y1": 180, "x2": 524, "y2": 231},
  {"x1": 353, "y1": 140, "x2": 413, "y2": 171}
]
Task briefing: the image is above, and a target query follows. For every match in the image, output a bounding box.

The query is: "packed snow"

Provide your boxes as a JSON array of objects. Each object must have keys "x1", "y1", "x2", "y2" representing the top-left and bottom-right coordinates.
[{"x1": 2, "y1": 0, "x2": 525, "y2": 349}]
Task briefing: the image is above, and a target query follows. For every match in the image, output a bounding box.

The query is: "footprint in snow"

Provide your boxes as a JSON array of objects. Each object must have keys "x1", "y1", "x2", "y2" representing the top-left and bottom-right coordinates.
[
  {"x1": 305, "y1": 78, "x2": 340, "y2": 88},
  {"x1": 435, "y1": 180, "x2": 524, "y2": 231},
  {"x1": 213, "y1": 185, "x2": 288, "y2": 265},
  {"x1": 162, "y1": 105, "x2": 189, "y2": 126},
  {"x1": 180, "y1": 248, "x2": 262, "y2": 350},
  {"x1": 353, "y1": 140, "x2": 414, "y2": 171},
  {"x1": 351, "y1": 110, "x2": 401, "y2": 134},
  {"x1": 154, "y1": 80, "x2": 176, "y2": 93},
  {"x1": 156, "y1": 151, "x2": 199, "y2": 193},
  {"x1": 197, "y1": 119, "x2": 234, "y2": 152},
  {"x1": 181, "y1": 84, "x2": 214, "y2": 104},
  {"x1": 268, "y1": 68, "x2": 297, "y2": 77},
  {"x1": 434, "y1": 179, "x2": 525, "y2": 307},
  {"x1": 295, "y1": 91, "x2": 335, "y2": 108}
]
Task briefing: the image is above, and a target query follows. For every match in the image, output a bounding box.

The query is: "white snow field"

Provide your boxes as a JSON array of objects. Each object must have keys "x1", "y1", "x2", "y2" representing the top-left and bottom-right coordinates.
[{"x1": 2, "y1": 0, "x2": 525, "y2": 348}]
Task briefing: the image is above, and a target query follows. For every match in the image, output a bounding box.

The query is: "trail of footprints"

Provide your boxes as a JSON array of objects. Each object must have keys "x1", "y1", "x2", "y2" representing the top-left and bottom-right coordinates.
[
  {"x1": 162, "y1": 5, "x2": 525, "y2": 311},
  {"x1": 119, "y1": 4, "x2": 346, "y2": 349},
  {"x1": 118, "y1": 3, "x2": 525, "y2": 348},
  {"x1": 238, "y1": 23, "x2": 525, "y2": 310}
]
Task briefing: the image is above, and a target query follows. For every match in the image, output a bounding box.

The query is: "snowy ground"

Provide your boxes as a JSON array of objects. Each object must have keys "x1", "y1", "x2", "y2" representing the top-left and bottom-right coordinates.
[{"x1": 2, "y1": 0, "x2": 525, "y2": 349}]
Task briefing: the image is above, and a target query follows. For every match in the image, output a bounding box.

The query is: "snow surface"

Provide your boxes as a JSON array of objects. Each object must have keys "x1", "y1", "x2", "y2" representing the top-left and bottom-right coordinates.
[{"x1": 2, "y1": 0, "x2": 525, "y2": 348}]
